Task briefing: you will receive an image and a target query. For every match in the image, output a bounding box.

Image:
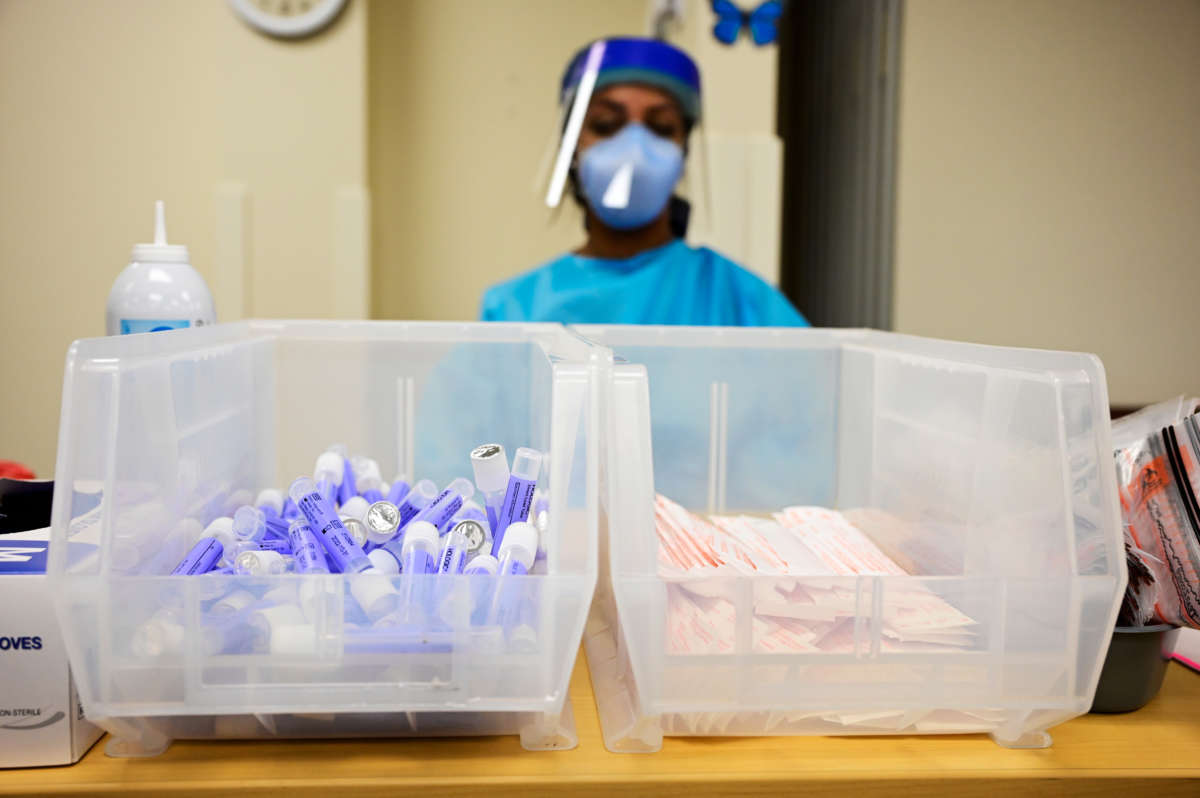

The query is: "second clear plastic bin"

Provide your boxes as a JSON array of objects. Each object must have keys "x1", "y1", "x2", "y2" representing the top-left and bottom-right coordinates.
[
  {"x1": 576, "y1": 325, "x2": 1126, "y2": 752},
  {"x1": 49, "y1": 321, "x2": 603, "y2": 755}
]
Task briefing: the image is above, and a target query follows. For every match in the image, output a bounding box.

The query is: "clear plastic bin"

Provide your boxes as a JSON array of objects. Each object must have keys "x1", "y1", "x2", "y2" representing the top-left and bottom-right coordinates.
[
  {"x1": 49, "y1": 321, "x2": 603, "y2": 756},
  {"x1": 575, "y1": 325, "x2": 1126, "y2": 752}
]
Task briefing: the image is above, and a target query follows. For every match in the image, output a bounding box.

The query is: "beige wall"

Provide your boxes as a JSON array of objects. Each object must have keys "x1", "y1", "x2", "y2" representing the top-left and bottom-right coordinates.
[
  {"x1": 369, "y1": 0, "x2": 646, "y2": 322},
  {"x1": 673, "y1": 0, "x2": 783, "y2": 285},
  {"x1": 895, "y1": 0, "x2": 1200, "y2": 405},
  {"x1": 675, "y1": 1, "x2": 777, "y2": 136},
  {"x1": 0, "y1": 0, "x2": 367, "y2": 476}
]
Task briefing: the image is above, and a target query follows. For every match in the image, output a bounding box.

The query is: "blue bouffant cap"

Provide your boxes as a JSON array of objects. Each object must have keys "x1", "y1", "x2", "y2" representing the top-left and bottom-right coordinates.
[{"x1": 560, "y1": 37, "x2": 702, "y2": 124}]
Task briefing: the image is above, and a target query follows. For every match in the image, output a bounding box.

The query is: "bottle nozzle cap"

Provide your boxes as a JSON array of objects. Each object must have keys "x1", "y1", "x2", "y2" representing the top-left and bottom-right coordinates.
[
  {"x1": 154, "y1": 199, "x2": 167, "y2": 245},
  {"x1": 132, "y1": 200, "x2": 189, "y2": 263}
]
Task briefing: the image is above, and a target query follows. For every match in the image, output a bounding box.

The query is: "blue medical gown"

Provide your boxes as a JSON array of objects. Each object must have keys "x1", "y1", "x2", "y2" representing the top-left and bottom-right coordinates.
[
  {"x1": 480, "y1": 240, "x2": 808, "y2": 326},
  {"x1": 410, "y1": 242, "x2": 807, "y2": 494}
]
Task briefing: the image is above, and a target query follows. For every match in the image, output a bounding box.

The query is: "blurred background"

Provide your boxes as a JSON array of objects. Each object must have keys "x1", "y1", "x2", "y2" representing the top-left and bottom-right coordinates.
[{"x1": 1, "y1": 0, "x2": 1198, "y2": 475}]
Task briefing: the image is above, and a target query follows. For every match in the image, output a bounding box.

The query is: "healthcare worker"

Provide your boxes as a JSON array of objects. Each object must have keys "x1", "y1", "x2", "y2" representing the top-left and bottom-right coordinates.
[{"x1": 481, "y1": 37, "x2": 807, "y2": 327}]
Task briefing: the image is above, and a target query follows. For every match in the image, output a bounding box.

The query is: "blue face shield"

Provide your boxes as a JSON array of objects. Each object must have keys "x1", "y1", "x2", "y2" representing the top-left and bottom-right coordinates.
[{"x1": 577, "y1": 123, "x2": 684, "y2": 231}]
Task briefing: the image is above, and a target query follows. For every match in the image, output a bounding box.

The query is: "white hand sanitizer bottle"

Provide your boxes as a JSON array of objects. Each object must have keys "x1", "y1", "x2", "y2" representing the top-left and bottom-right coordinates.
[{"x1": 106, "y1": 200, "x2": 216, "y2": 335}]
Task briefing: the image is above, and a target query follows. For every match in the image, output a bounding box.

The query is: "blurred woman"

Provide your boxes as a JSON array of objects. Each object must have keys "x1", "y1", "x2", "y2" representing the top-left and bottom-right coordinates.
[{"x1": 481, "y1": 37, "x2": 806, "y2": 327}]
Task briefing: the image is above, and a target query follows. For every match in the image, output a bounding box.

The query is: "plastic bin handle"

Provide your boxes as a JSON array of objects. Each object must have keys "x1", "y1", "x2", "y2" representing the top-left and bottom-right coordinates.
[{"x1": 608, "y1": 365, "x2": 657, "y2": 573}]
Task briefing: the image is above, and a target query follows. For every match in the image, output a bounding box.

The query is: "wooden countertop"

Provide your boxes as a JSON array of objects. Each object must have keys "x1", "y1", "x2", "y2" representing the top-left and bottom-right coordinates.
[{"x1": 2, "y1": 658, "x2": 1198, "y2": 797}]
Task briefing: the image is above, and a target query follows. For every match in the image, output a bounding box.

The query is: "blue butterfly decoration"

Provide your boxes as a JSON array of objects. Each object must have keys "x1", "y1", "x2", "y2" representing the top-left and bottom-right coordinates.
[{"x1": 711, "y1": 0, "x2": 783, "y2": 46}]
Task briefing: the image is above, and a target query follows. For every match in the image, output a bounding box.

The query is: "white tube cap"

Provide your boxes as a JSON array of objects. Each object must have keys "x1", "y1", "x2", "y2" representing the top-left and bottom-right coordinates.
[
  {"x1": 340, "y1": 496, "x2": 370, "y2": 522},
  {"x1": 497, "y1": 521, "x2": 538, "y2": 571},
  {"x1": 349, "y1": 571, "x2": 399, "y2": 621},
  {"x1": 298, "y1": 578, "x2": 337, "y2": 622},
  {"x1": 470, "y1": 443, "x2": 509, "y2": 493},
  {"x1": 256, "y1": 489, "x2": 284, "y2": 514},
  {"x1": 251, "y1": 603, "x2": 306, "y2": 647},
  {"x1": 271, "y1": 625, "x2": 318, "y2": 656},
  {"x1": 464, "y1": 553, "x2": 499, "y2": 576},
  {"x1": 401, "y1": 521, "x2": 439, "y2": 557},
  {"x1": 211, "y1": 588, "x2": 257, "y2": 616},
  {"x1": 510, "y1": 448, "x2": 542, "y2": 481},
  {"x1": 204, "y1": 517, "x2": 236, "y2": 553},
  {"x1": 351, "y1": 456, "x2": 382, "y2": 484},
  {"x1": 131, "y1": 613, "x2": 185, "y2": 657},
  {"x1": 446, "y1": 477, "x2": 475, "y2": 501},
  {"x1": 232, "y1": 505, "x2": 265, "y2": 540},
  {"x1": 205, "y1": 516, "x2": 234, "y2": 536},
  {"x1": 314, "y1": 452, "x2": 345, "y2": 484},
  {"x1": 288, "y1": 476, "x2": 318, "y2": 504},
  {"x1": 262, "y1": 584, "x2": 299, "y2": 606},
  {"x1": 409, "y1": 479, "x2": 439, "y2": 505},
  {"x1": 173, "y1": 518, "x2": 204, "y2": 545},
  {"x1": 367, "y1": 548, "x2": 400, "y2": 575},
  {"x1": 509, "y1": 624, "x2": 538, "y2": 653},
  {"x1": 224, "y1": 489, "x2": 254, "y2": 515}
]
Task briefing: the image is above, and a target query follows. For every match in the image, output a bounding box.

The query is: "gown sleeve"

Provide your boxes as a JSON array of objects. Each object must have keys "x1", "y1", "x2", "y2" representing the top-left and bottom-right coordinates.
[{"x1": 724, "y1": 256, "x2": 810, "y2": 327}]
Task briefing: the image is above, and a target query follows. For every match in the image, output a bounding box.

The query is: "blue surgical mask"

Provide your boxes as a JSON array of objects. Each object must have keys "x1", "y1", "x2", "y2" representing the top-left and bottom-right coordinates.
[{"x1": 577, "y1": 123, "x2": 684, "y2": 231}]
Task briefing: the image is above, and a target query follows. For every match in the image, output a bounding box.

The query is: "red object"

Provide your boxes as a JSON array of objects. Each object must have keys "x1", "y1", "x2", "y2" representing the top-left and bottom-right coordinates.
[{"x1": 0, "y1": 460, "x2": 36, "y2": 480}]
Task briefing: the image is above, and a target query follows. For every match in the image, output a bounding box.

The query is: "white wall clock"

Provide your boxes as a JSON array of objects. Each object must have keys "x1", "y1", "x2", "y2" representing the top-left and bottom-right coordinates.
[{"x1": 228, "y1": 0, "x2": 348, "y2": 39}]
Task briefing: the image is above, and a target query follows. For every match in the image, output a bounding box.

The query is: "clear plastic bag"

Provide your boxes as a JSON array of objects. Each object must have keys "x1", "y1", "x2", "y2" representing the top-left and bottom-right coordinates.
[{"x1": 1112, "y1": 397, "x2": 1200, "y2": 627}]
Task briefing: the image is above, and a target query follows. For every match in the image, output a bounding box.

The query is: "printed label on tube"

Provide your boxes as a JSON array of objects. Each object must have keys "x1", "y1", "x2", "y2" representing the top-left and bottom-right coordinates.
[
  {"x1": 406, "y1": 550, "x2": 435, "y2": 575},
  {"x1": 416, "y1": 489, "x2": 464, "y2": 530},
  {"x1": 296, "y1": 490, "x2": 369, "y2": 573},
  {"x1": 170, "y1": 537, "x2": 223, "y2": 575},
  {"x1": 257, "y1": 538, "x2": 292, "y2": 554},
  {"x1": 440, "y1": 522, "x2": 485, "y2": 575},
  {"x1": 287, "y1": 521, "x2": 329, "y2": 574},
  {"x1": 493, "y1": 479, "x2": 537, "y2": 554},
  {"x1": 397, "y1": 498, "x2": 424, "y2": 527}
]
